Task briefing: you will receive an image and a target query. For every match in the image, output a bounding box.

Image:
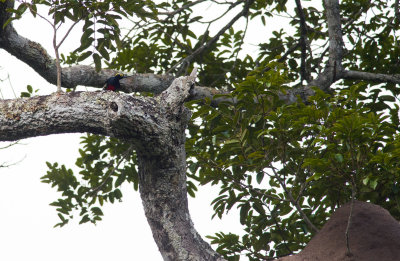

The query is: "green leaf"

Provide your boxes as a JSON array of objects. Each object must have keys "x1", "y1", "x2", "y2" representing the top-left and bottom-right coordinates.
[
  {"x1": 20, "y1": 92, "x2": 30, "y2": 98},
  {"x1": 2, "y1": 17, "x2": 13, "y2": 29},
  {"x1": 91, "y1": 207, "x2": 104, "y2": 216},
  {"x1": 27, "y1": 85, "x2": 33, "y2": 93},
  {"x1": 256, "y1": 172, "x2": 264, "y2": 184},
  {"x1": 115, "y1": 172, "x2": 126, "y2": 187},
  {"x1": 369, "y1": 179, "x2": 378, "y2": 190},
  {"x1": 77, "y1": 51, "x2": 92, "y2": 62},
  {"x1": 334, "y1": 153, "x2": 343, "y2": 163},
  {"x1": 239, "y1": 202, "x2": 250, "y2": 225},
  {"x1": 97, "y1": 45, "x2": 110, "y2": 61},
  {"x1": 79, "y1": 214, "x2": 90, "y2": 224},
  {"x1": 93, "y1": 53, "x2": 101, "y2": 72}
]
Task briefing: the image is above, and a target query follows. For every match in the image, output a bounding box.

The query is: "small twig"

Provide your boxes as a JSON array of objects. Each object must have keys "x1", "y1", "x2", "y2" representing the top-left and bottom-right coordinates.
[
  {"x1": 0, "y1": 141, "x2": 25, "y2": 167},
  {"x1": 0, "y1": 141, "x2": 19, "y2": 149},
  {"x1": 259, "y1": 41, "x2": 301, "y2": 74},
  {"x1": 168, "y1": 0, "x2": 254, "y2": 75},
  {"x1": 209, "y1": 15, "x2": 249, "y2": 87},
  {"x1": 158, "y1": 0, "x2": 207, "y2": 17},
  {"x1": 0, "y1": 154, "x2": 26, "y2": 168},
  {"x1": 265, "y1": 203, "x2": 293, "y2": 255},
  {"x1": 198, "y1": 0, "x2": 246, "y2": 24},
  {"x1": 56, "y1": 20, "x2": 79, "y2": 49},
  {"x1": 205, "y1": 158, "x2": 289, "y2": 203},
  {"x1": 270, "y1": 166, "x2": 319, "y2": 233},
  {"x1": 5, "y1": 73, "x2": 17, "y2": 98},
  {"x1": 87, "y1": 145, "x2": 134, "y2": 196},
  {"x1": 27, "y1": 2, "x2": 80, "y2": 92},
  {"x1": 345, "y1": 178, "x2": 357, "y2": 257},
  {"x1": 52, "y1": 21, "x2": 62, "y2": 92},
  {"x1": 25, "y1": 3, "x2": 53, "y2": 26}
]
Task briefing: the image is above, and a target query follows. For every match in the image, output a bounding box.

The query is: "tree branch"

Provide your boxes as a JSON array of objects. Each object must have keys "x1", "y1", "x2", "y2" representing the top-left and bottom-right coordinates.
[
  {"x1": 324, "y1": 0, "x2": 344, "y2": 72},
  {"x1": 168, "y1": 0, "x2": 254, "y2": 75},
  {"x1": 88, "y1": 144, "x2": 134, "y2": 197},
  {"x1": 0, "y1": 91, "x2": 164, "y2": 144},
  {"x1": 295, "y1": 0, "x2": 311, "y2": 83},
  {"x1": 158, "y1": 0, "x2": 207, "y2": 17},
  {"x1": 1, "y1": 0, "x2": 398, "y2": 110},
  {"x1": 0, "y1": 22, "x2": 175, "y2": 92},
  {"x1": 270, "y1": 167, "x2": 319, "y2": 233},
  {"x1": 342, "y1": 70, "x2": 400, "y2": 84},
  {"x1": 296, "y1": 0, "x2": 345, "y2": 97}
]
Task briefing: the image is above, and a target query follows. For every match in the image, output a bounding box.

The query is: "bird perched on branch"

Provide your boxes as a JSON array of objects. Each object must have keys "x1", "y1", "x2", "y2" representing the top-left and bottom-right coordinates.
[{"x1": 103, "y1": 73, "x2": 125, "y2": 91}]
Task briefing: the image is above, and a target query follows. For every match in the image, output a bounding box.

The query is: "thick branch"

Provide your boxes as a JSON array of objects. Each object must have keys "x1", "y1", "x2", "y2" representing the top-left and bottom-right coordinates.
[
  {"x1": 0, "y1": 91, "x2": 165, "y2": 145},
  {"x1": 342, "y1": 70, "x2": 400, "y2": 84},
  {"x1": 295, "y1": 0, "x2": 311, "y2": 83},
  {"x1": 298, "y1": 0, "x2": 345, "y2": 96},
  {"x1": 324, "y1": 0, "x2": 344, "y2": 72},
  {"x1": 2, "y1": 0, "x2": 400, "y2": 107},
  {"x1": 0, "y1": 23, "x2": 175, "y2": 91},
  {"x1": 0, "y1": 2, "x2": 174, "y2": 92}
]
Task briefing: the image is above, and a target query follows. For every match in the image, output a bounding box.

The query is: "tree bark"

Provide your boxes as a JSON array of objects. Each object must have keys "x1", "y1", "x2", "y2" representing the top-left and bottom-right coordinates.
[
  {"x1": 137, "y1": 141, "x2": 225, "y2": 261},
  {"x1": 133, "y1": 71, "x2": 224, "y2": 261}
]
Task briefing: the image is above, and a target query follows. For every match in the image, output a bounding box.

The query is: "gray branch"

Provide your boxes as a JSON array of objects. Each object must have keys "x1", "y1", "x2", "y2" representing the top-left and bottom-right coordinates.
[
  {"x1": 0, "y1": 91, "x2": 164, "y2": 145},
  {"x1": 0, "y1": 22, "x2": 175, "y2": 92},
  {"x1": 342, "y1": 70, "x2": 400, "y2": 84}
]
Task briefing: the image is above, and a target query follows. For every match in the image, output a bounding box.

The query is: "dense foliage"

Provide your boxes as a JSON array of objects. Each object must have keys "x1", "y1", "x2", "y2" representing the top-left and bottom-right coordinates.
[{"x1": 6, "y1": 0, "x2": 400, "y2": 259}]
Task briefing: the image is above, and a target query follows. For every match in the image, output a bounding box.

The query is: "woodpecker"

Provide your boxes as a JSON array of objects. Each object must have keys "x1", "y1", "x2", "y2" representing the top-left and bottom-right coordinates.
[{"x1": 103, "y1": 73, "x2": 125, "y2": 91}]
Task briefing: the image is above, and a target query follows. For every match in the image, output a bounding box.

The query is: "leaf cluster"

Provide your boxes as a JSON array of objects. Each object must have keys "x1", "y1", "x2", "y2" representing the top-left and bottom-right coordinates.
[
  {"x1": 187, "y1": 65, "x2": 400, "y2": 259},
  {"x1": 41, "y1": 134, "x2": 138, "y2": 227}
]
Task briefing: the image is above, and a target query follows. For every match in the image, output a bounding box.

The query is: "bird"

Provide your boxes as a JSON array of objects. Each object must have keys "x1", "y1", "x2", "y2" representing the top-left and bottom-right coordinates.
[{"x1": 103, "y1": 73, "x2": 125, "y2": 91}]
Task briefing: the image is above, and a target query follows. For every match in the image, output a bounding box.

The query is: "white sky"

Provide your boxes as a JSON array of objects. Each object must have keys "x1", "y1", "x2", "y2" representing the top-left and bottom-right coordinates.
[
  {"x1": 0, "y1": 132, "x2": 244, "y2": 261},
  {"x1": 0, "y1": 1, "x2": 305, "y2": 260}
]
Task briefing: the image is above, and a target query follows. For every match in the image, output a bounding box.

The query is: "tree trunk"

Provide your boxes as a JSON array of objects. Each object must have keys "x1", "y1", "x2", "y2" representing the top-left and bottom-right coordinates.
[
  {"x1": 135, "y1": 72, "x2": 225, "y2": 261},
  {"x1": 137, "y1": 139, "x2": 224, "y2": 261}
]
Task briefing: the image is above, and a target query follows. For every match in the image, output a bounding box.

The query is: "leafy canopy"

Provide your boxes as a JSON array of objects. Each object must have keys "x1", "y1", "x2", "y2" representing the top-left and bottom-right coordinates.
[{"x1": 7, "y1": 0, "x2": 400, "y2": 260}]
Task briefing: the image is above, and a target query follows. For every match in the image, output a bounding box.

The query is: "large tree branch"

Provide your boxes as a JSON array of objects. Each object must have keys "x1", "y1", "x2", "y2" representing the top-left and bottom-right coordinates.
[
  {"x1": 342, "y1": 70, "x2": 400, "y2": 84},
  {"x1": 306, "y1": 0, "x2": 400, "y2": 96},
  {"x1": 294, "y1": 0, "x2": 345, "y2": 98},
  {"x1": 295, "y1": 0, "x2": 311, "y2": 83},
  {"x1": 0, "y1": 68, "x2": 225, "y2": 260},
  {"x1": 0, "y1": 1, "x2": 175, "y2": 92},
  {"x1": 0, "y1": 91, "x2": 165, "y2": 145},
  {"x1": 324, "y1": 0, "x2": 344, "y2": 72},
  {"x1": 1, "y1": 0, "x2": 398, "y2": 108},
  {"x1": 0, "y1": 22, "x2": 175, "y2": 92}
]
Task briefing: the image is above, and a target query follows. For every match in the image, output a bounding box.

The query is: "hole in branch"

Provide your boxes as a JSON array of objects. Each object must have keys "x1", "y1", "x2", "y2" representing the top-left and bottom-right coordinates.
[{"x1": 110, "y1": 102, "x2": 118, "y2": 112}]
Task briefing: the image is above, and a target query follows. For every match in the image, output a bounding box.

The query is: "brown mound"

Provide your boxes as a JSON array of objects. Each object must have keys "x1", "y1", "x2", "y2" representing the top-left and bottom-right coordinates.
[{"x1": 277, "y1": 200, "x2": 400, "y2": 261}]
